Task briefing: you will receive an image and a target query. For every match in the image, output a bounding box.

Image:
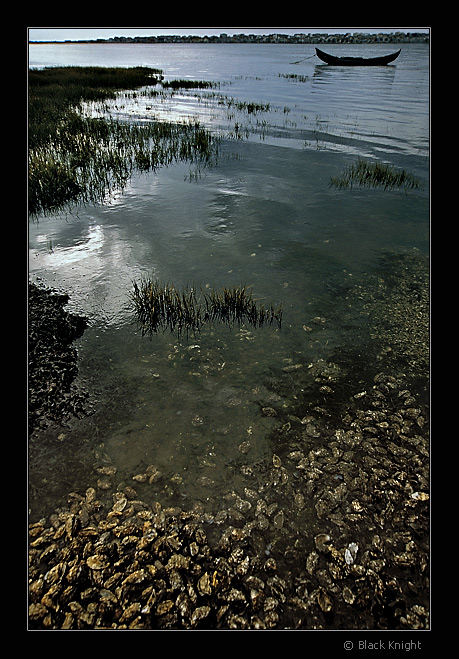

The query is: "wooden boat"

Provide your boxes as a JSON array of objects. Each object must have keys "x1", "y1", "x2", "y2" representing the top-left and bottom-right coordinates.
[{"x1": 315, "y1": 47, "x2": 401, "y2": 66}]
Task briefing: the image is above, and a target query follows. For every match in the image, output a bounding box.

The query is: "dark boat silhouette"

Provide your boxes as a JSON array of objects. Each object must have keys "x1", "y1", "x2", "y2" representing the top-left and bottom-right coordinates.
[{"x1": 315, "y1": 47, "x2": 401, "y2": 66}]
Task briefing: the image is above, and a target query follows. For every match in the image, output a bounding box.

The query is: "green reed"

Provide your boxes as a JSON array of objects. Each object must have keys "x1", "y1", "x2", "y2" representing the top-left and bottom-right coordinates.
[
  {"x1": 330, "y1": 158, "x2": 422, "y2": 191},
  {"x1": 28, "y1": 67, "x2": 219, "y2": 217},
  {"x1": 130, "y1": 279, "x2": 283, "y2": 338}
]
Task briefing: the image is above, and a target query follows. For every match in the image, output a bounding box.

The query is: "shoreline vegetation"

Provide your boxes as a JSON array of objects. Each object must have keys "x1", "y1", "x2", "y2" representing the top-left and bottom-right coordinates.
[
  {"x1": 29, "y1": 31, "x2": 429, "y2": 45},
  {"x1": 28, "y1": 67, "x2": 219, "y2": 217},
  {"x1": 27, "y1": 65, "x2": 282, "y2": 425}
]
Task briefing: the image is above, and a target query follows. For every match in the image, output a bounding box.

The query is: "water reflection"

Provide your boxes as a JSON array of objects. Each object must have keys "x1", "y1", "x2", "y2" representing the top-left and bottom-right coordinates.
[
  {"x1": 34, "y1": 224, "x2": 104, "y2": 268},
  {"x1": 312, "y1": 62, "x2": 397, "y2": 84},
  {"x1": 29, "y1": 217, "x2": 146, "y2": 329}
]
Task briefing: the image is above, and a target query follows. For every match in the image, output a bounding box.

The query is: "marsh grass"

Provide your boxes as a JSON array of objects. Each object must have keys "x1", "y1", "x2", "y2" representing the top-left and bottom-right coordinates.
[
  {"x1": 330, "y1": 158, "x2": 422, "y2": 191},
  {"x1": 225, "y1": 98, "x2": 271, "y2": 114},
  {"x1": 161, "y1": 79, "x2": 219, "y2": 90},
  {"x1": 279, "y1": 73, "x2": 309, "y2": 83},
  {"x1": 28, "y1": 67, "x2": 219, "y2": 216},
  {"x1": 130, "y1": 279, "x2": 283, "y2": 338}
]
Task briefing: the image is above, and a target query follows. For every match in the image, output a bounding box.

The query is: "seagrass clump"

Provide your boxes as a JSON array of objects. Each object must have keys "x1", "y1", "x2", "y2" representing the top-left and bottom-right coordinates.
[
  {"x1": 330, "y1": 158, "x2": 422, "y2": 191},
  {"x1": 130, "y1": 279, "x2": 282, "y2": 338}
]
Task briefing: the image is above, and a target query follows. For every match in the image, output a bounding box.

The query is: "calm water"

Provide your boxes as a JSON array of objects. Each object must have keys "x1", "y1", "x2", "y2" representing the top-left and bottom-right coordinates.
[{"x1": 28, "y1": 42, "x2": 429, "y2": 520}]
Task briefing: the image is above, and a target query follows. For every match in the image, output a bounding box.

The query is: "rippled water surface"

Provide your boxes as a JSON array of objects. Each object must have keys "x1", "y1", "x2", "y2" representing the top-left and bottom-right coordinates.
[{"x1": 28, "y1": 42, "x2": 429, "y2": 520}]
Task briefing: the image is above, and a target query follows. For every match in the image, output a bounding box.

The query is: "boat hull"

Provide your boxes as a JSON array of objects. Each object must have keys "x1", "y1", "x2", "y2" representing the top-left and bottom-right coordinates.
[{"x1": 315, "y1": 48, "x2": 401, "y2": 66}]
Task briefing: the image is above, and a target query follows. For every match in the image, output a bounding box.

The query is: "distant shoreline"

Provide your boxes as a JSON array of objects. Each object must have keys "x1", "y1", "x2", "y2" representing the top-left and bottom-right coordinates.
[{"x1": 29, "y1": 32, "x2": 429, "y2": 46}]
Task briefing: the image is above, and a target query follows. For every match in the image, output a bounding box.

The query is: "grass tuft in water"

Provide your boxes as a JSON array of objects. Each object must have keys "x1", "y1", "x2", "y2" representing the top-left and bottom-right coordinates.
[
  {"x1": 130, "y1": 279, "x2": 283, "y2": 338},
  {"x1": 330, "y1": 158, "x2": 422, "y2": 191},
  {"x1": 161, "y1": 79, "x2": 219, "y2": 90}
]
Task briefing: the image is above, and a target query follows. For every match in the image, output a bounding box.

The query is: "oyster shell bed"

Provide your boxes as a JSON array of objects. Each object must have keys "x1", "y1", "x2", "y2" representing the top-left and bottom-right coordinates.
[
  {"x1": 29, "y1": 367, "x2": 429, "y2": 630},
  {"x1": 29, "y1": 252, "x2": 429, "y2": 629}
]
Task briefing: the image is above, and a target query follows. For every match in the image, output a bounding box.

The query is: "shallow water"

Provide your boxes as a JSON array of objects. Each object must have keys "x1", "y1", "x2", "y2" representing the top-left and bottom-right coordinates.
[{"x1": 28, "y1": 42, "x2": 429, "y2": 520}]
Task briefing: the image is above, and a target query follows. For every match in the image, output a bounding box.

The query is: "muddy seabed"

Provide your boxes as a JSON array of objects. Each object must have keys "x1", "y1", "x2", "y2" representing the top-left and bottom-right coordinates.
[{"x1": 28, "y1": 252, "x2": 429, "y2": 630}]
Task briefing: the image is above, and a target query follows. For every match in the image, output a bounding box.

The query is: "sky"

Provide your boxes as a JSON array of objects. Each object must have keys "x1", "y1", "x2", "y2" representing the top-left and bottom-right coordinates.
[{"x1": 29, "y1": 27, "x2": 430, "y2": 42}]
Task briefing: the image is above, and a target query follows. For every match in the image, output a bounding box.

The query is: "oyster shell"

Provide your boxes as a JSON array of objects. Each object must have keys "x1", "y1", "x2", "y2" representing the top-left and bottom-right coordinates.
[
  {"x1": 86, "y1": 555, "x2": 109, "y2": 571},
  {"x1": 345, "y1": 542, "x2": 359, "y2": 565},
  {"x1": 317, "y1": 589, "x2": 333, "y2": 613},
  {"x1": 191, "y1": 606, "x2": 211, "y2": 627}
]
